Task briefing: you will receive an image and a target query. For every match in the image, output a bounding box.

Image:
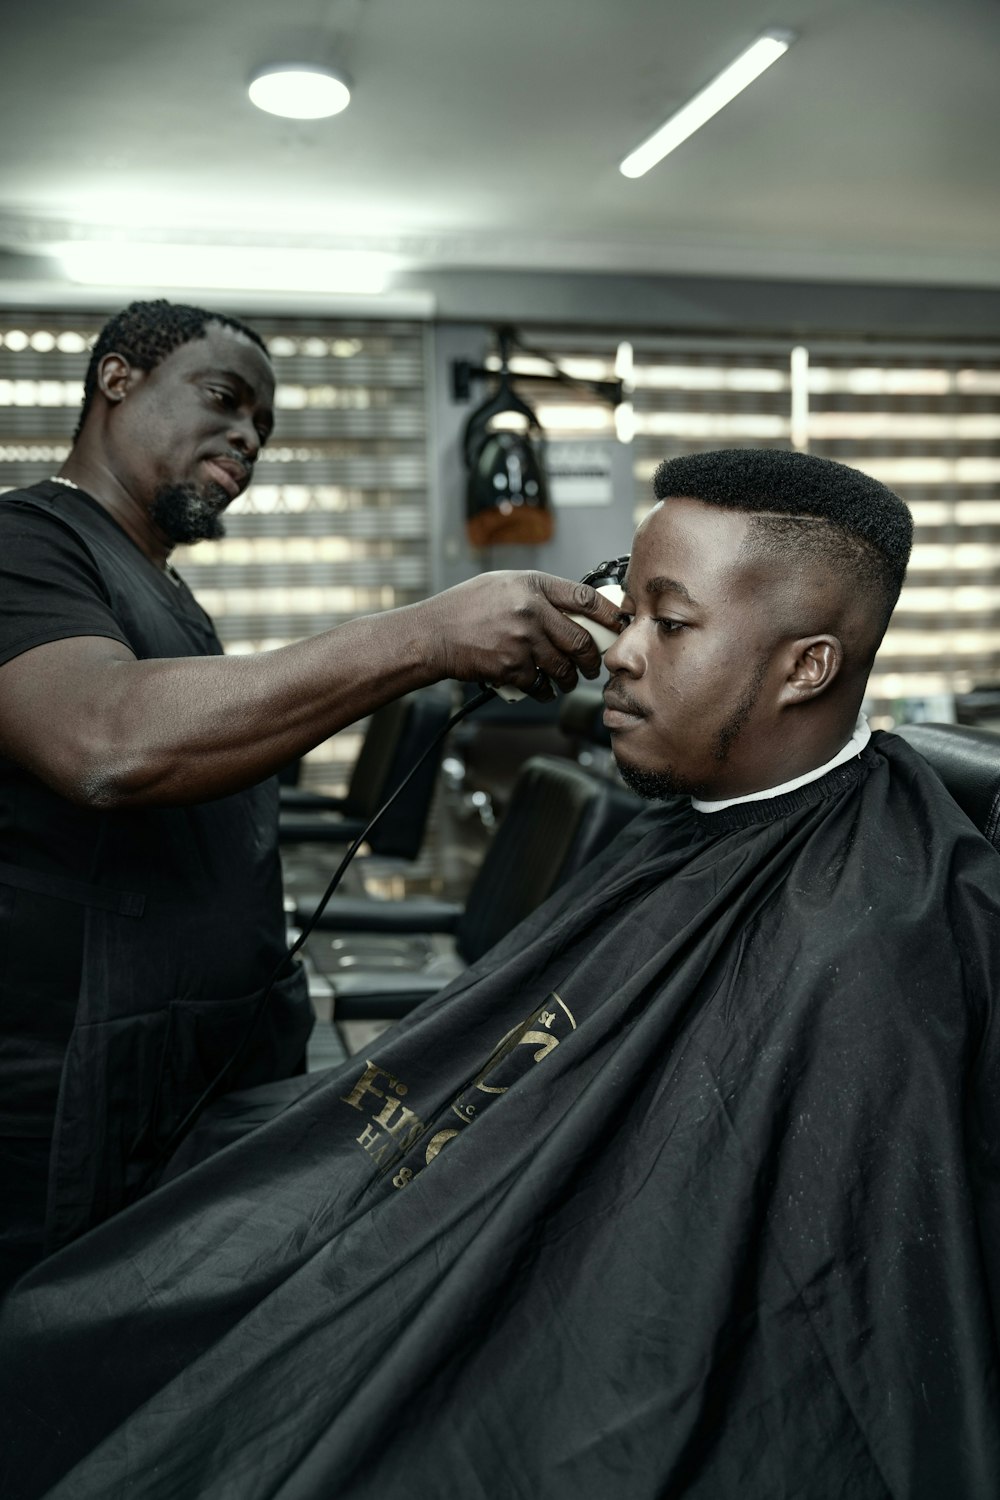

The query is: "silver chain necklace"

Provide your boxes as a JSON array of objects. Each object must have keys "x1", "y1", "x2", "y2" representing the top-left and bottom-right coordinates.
[{"x1": 47, "y1": 475, "x2": 183, "y2": 588}]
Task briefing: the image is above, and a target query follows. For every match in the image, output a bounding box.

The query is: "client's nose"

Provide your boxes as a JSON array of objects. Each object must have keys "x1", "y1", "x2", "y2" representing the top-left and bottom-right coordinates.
[{"x1": 604, "y1": 622, "x2": 643, "y2": 677}]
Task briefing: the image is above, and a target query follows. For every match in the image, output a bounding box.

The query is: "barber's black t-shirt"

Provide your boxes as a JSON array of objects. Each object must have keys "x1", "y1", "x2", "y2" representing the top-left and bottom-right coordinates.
[
  {"x1": 0, "y1": 485, "x2": 222, "y2": 1129},
  {"x1": 0, "y1": 481, "x2": 218, "y2": 669},
  {"x1": 0, "y1": 483, "x2": 223, "y2": 1269},
  {"x1": 0, "y1": 483, "x2": 311, "y2": 1284}
]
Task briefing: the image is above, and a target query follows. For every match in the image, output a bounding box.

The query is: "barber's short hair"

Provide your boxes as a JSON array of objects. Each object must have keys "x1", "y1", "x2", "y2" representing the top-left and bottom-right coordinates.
[
  {"x1": 652, "y1": 448, "x2": 913, "y2": 631},
  {"x1": 75, "y1": 299, "x2": 269, "y2": 437}
]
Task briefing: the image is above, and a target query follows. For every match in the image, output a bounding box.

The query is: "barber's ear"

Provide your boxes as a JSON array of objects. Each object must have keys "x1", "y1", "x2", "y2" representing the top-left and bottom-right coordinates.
[
  {"x1": 777, "y1": 635, "x2": 842, "y2": 705},
  {"x1": 97, "y1": 353, "x2": 145, "y2": 405}
]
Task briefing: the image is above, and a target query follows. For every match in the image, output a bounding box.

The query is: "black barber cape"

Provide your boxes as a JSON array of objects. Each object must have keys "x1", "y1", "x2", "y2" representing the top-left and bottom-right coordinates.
[{"x1": 3, "y1": 733, "x2": 1000, "y2": 1500}]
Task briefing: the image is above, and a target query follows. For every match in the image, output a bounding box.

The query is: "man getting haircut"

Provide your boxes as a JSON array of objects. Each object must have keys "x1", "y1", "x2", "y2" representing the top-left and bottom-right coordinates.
[
  {"x1": 604, "y1": 447, "x2": 912, "y2": 802},
  {"x1": 3, "y1": 451, "x2": 999, "y2": 1500}
]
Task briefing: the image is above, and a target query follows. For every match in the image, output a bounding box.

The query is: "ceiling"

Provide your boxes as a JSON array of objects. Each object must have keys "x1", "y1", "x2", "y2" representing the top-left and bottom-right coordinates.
[{"x1": 1, "y1": 0, "x2": 998, "y2": 310}]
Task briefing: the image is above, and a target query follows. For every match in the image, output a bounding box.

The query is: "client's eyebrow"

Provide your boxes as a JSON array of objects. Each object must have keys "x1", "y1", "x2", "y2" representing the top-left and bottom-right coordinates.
[{"x1": 646, "y1": 575, "x2": 699, "y2": 607}]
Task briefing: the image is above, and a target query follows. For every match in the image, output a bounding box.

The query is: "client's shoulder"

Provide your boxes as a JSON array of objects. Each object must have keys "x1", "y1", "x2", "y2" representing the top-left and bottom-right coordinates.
[{"x1": 875, "y1": 727, "x2": 1000, "y2": 855}]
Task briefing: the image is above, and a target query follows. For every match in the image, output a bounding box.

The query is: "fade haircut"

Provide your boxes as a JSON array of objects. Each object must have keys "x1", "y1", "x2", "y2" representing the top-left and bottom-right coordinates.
[
  {"x1": 75, "y1": 299, "x2": 269, "y2": 438},
  {"x1": 652, "y1": 448, "x2": 913, "y2": 637}
]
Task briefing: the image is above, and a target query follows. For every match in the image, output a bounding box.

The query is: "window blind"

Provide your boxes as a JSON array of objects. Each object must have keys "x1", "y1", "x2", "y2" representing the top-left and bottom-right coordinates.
[{"x1": 501, "y1": 333, "x2": 1000, "y2": 726}]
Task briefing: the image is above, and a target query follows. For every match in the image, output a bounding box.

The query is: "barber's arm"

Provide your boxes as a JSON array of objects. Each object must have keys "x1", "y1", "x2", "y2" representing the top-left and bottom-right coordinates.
[{"x1": 0, "y1": 571, "x2": 620, "y2": 808}]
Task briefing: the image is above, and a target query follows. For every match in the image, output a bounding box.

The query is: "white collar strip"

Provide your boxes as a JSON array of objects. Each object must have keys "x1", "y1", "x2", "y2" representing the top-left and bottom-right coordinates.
[{"x1": 691, "y1": 715, "x2": 871, "y2": 814}]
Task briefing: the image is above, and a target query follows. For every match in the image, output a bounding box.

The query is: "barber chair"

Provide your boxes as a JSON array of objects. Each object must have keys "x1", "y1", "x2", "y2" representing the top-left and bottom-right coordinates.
[
  {"x1": 299, "y1": 754, "x2": 642, "y2": 1024},
  {"x1": 954, "y1": 685, "x2": 1000, "y2": 731},
  {"x1": 278, "y1": 685, "x2": 455, "y2": 858},
  {"x1": 893, "y1": 722, "x2": 1000, "y2": 850}
]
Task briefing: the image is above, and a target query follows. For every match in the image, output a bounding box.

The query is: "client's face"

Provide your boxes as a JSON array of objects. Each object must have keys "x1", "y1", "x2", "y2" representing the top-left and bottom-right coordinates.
[{"x1": 603, "y1": 497, "x2": 779, "y2": 801}]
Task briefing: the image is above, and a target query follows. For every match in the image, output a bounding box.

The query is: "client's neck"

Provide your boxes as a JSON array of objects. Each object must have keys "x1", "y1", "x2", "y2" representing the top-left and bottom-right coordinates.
[{"x1": 694, "y1": 711, "x2": 868, "y2": 811}]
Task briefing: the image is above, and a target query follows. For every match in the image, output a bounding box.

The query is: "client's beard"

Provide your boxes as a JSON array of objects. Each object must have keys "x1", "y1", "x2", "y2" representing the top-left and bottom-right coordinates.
[
  {"x1": 151, "y1": 482, "x2": 229, "y2": 545},
  {"x1": 615, "y1": 759, "x2": 689, "y2": 801},
  {"x1": 615, "y1": 660, "x2": 769, "y2": 802}
]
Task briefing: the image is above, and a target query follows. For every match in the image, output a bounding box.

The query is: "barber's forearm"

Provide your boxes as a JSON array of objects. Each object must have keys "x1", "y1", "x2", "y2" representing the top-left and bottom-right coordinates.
[
  {"x1": 0, "y1": 571, "x2": 622, "y2": 808},
  {"x1": 77, "y1": 604, "x2": 446, "y2": 807}
]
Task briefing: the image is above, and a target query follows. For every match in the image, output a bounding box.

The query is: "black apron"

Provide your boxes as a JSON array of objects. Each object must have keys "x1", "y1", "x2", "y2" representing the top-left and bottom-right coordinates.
[{"x1": 0, "y1": 486, "x2": 313, "y2": 1256}]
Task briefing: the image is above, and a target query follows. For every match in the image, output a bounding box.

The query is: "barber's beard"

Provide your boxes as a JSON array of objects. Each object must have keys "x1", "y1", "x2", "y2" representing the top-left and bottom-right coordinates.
[
  {"x1": 615, "y1": 660, "x2": 769, "y2": 802},
  {"x1": 151, "y1": 482, "x2": 229, "y2": 545}
]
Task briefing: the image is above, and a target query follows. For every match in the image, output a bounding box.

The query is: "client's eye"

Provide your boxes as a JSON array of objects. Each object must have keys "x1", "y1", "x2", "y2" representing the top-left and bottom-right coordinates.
[
  {"x1": 656, "y1": 618, "x2": 686, "y2": 635},
  {"x1": 616, "y1": 611, "x2": 634, "y2": 627}
]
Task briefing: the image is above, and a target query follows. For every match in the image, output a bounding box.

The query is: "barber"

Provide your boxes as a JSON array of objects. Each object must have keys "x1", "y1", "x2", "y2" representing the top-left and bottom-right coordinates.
[{"x1": 0, "y1": 299, "x2": 622, "y2": 1286}]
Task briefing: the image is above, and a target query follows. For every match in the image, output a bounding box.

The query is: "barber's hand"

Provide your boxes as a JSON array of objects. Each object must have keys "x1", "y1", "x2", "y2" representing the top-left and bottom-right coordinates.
[{"x1": 423, "y1": 571, "x2": 623, "y2": 700}]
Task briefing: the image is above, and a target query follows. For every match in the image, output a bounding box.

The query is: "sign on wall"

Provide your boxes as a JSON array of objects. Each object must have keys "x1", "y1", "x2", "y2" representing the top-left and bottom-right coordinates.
[{"x1": 543, "y1": 440, "x2": 616, "y2": 507}]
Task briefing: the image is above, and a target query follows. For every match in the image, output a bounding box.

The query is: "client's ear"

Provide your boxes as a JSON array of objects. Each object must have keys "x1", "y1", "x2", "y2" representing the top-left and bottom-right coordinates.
[{"x1": 777, "y1": 635, "x2": 842, "y2": 705}]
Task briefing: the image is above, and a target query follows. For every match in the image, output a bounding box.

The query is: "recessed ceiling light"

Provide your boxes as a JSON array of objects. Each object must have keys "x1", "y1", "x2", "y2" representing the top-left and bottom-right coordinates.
[
  {"x1": 249, "y1": 65, "x2": 351, "y2": 120},
  {"x1": 619, "y1": 28, "x2": 794, "y2": 179}
]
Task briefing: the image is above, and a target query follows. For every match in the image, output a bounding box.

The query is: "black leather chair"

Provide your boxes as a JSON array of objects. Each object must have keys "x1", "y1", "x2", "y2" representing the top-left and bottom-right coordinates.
[
  {"x1": 893, "y1": 722, "x2": 1000, "y2": 850},
  {"x1": 278, "y1": 685, "x2": 455, "y2": 858},
  {"x1": 303, "y1": 754, "x2": 642, "y2": 1021},
  {"x1": 954, "y1": 685, "x2": 1000, "y2": 730}
]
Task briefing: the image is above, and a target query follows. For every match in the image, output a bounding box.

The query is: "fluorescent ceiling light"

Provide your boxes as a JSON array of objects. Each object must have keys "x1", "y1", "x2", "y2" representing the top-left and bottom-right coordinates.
[
  {"x1": 789, "y1": 344, "x2": 810, "y2": 451},
  {"x1": 56, "y1": 242, "x2": 392, "y2": 295},
  {"x1": 619, "y1": 28, "x2": 794, "y2": 179},
  {"x1": 614, "y1": 340, "x2": 635, "y2": 444},
  {"x1": 249, "y1": 65, "x2": 351, "y2": 120}
]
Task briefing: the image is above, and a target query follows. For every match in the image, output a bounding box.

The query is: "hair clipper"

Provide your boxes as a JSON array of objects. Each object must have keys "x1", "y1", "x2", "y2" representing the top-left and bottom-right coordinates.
[{"x1": 492, "y1": 554, "x2": 630, "y2": 703}]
